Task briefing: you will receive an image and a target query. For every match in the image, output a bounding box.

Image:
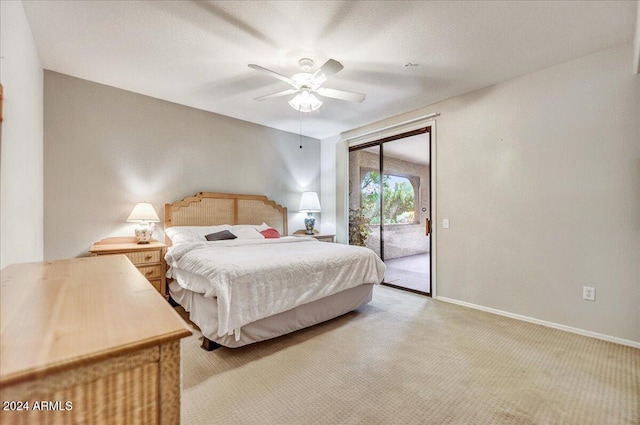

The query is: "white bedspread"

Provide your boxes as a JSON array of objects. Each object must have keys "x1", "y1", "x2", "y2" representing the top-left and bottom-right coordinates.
[{"x1": 166, "y1": 237, "x2": 385, "y2": 337}]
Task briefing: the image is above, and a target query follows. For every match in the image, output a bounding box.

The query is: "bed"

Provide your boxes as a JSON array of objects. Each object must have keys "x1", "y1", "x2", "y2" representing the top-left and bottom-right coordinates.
[{"x1": 164, "y1": 192, "x2": 385, "y2": 349}]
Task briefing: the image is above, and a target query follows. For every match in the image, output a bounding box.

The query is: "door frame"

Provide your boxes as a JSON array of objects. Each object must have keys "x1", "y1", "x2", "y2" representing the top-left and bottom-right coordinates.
[{"x1": 342, "y1": 119, "x2": 438, "y2": 298}]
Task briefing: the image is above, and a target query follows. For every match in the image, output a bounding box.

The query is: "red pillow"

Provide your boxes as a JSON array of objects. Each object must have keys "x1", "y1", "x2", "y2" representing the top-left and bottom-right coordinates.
[{"x1": 260, "y1": 228, "x2": 280, "y2": 238}]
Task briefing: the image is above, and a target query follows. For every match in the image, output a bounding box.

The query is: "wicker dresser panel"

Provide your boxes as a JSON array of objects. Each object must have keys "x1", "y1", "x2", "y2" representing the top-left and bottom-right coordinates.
[{"x1": 1, "y1": 350, "x2": 160, "y2": 424}]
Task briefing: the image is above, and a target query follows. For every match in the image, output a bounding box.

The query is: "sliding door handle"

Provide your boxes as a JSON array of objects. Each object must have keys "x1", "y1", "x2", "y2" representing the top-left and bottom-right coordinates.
[{"x1": 425, "y1": 218, "x2": 431, "y2": 236}]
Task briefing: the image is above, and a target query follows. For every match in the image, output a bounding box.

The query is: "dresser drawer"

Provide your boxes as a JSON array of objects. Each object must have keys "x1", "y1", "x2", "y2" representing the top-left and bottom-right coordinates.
[
  {"x1": 138, "y1": 265, "x2": 163, "y2": 280},
  {"x1": 125, "y1": 250, "x2": 161, "y2": 265}
]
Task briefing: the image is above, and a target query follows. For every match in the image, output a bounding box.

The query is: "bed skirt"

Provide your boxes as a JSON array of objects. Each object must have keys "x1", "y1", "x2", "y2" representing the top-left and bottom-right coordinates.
[{"x1": 169, "y1": 281, "x2": 374, "y2": 348}]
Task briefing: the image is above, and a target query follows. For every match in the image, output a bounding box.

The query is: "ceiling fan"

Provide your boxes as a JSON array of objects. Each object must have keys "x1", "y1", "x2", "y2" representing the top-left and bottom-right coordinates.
[{"x1": 248, "y1": 58, "x2": 365, "y2": 112}]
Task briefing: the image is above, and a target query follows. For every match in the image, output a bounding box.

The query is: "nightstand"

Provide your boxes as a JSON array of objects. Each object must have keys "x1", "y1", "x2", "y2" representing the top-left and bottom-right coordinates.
[
  {"x1": 293, "y1": 231, "x2": 335, "y2": 243},
  {"x1": 89, "y1": 237, "x2": 167, "y2": 297}
]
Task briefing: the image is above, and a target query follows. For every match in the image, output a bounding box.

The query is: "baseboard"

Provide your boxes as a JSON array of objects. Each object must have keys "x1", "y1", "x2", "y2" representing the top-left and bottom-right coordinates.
[{"x1": 436, "y1": 296, "x2": 640, "y2": 349}]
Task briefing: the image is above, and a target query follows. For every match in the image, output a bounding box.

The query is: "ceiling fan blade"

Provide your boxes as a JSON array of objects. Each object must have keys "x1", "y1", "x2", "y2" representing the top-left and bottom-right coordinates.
[
  {"x1": 248, "y1": 64, "x2": 295, "y2": 86},
  {"x1": 311, "y1": 59, "x2": 344, "y2": 83},
  {"x1": 254, "y1": 89, "x2": 298, "y2": 101},
  {"x1": 316, "y1": 87, "x2": 365, "y2": 103}
]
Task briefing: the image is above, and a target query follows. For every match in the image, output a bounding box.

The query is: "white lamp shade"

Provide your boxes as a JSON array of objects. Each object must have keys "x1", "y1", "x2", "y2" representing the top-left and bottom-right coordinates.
[
  {"x1": 299, "y1": 192, "x2": 321, "y2": 212},
  {"x1": 127, "y1": 202, "x2": 160, "y2": 223}
]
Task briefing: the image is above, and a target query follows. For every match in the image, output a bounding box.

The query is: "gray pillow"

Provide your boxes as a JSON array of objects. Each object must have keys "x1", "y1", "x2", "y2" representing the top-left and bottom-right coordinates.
[{"x1": 205, "y1": 230, "x2": 237, "y2": 241}]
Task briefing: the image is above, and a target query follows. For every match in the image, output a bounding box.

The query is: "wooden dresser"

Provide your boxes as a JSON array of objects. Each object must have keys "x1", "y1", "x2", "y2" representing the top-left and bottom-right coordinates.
[
  {"x1": 0, "y1": 256, "x2": 191, "y2": 424},
  {"x1": 89, "y1": 237, "x2": 167, "y2": 297}
]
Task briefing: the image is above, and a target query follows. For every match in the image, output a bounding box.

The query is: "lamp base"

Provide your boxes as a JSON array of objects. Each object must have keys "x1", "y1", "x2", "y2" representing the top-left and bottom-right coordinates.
[
  {"x1": 134, "y1": 222, "x2": 155, "y2": 244},
  {"x1": 304, "y1": 214, "x2": 315, "y2": 235}
]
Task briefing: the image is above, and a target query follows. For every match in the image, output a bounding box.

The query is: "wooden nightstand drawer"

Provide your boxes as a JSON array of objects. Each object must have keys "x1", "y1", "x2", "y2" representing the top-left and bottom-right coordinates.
[
  {"x1": 314, "y1": 235, "x2": 335, "y2": 243},
  {"x1": 138, "y1": 265, "x2": 163, "y2": 280},
  {"x1": 124, "y1": 250, "x2": 161, "y2": 265},
  {"x1": 148, "y1": 278, "x2": 163, "y2": 293}
]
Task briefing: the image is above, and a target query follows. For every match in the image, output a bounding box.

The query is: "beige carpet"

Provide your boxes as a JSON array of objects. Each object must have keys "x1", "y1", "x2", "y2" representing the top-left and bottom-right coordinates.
[{"x1": 180, "y1": 286, "x2": 639, "y2": 424}]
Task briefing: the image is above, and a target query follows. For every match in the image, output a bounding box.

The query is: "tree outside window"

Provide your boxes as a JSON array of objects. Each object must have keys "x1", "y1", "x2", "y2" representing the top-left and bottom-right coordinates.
[{"x1": 361, "y1": 171, "x2": 415, "y2": 224}]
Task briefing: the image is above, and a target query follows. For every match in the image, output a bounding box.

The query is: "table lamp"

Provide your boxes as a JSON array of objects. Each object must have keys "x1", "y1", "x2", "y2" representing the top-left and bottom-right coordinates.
[
  {"x1": 127, "y1": 202, "x2": 160, "y2": 244},
  {"x1": 299, "y1": 192, "x2": 321, "y2": 235}
]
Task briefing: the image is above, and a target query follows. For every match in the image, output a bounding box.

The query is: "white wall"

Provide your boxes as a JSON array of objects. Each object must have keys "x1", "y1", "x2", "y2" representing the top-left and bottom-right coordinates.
[
  {"x1": 0, "y1": 1, "x2": 44, "y2": 268},
  {"x1": 320, "y1": 135, "x2": 339, "y2": 236},
  {"x1": 44, "y1": 72, "x2": 320, "y2": 260},
  {"x1": 324, "y1": 43, "x2": 640, "y2": 343}
]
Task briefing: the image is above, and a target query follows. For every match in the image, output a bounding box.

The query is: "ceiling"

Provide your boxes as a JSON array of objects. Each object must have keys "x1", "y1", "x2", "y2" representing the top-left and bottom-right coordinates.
[{"x1": 23, "y1": 1, "x2": 637, "y2": 140}]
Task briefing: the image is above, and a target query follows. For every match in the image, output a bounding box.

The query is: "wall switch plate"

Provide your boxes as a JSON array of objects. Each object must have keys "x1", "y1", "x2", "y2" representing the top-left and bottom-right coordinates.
[
  {"x1": 583, "y1": 286, "x2": 596, "y2": 301},
  {"x1": 442, "y1": 219, "x2": 450, "y2": 229}
]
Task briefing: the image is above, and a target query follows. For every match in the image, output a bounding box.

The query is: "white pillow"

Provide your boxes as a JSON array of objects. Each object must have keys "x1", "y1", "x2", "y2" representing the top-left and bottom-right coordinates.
[
  {"x1": 166, "y1": 225, "x2": 232, "y2": 245},
  {"x1": 231, "y1": 222, "x2": 270, "y2": 232},
  {"x1": 231, "y1": 227, "x2": 265, "y2": 239}
]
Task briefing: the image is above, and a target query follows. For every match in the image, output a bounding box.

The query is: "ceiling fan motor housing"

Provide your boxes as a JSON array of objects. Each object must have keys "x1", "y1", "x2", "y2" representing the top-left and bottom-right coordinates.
[{"x1": 298, "y1": 58, "x2": 314, "y2": 71}]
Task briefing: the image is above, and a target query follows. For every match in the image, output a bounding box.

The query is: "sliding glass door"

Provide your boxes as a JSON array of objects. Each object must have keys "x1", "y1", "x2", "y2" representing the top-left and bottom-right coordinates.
[
  {"x1": 348, "y1": 144, "x2": 381, "y2": 256},
  {"x1": 348, "y1": 129, "x2": 431, "y2": 294}
]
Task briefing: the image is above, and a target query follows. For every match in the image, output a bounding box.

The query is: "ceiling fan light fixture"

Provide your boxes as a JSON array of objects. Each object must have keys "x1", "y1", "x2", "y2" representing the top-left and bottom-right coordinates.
[{"x1": 288, "y1": 89, "x2": 322, "y2": 112}]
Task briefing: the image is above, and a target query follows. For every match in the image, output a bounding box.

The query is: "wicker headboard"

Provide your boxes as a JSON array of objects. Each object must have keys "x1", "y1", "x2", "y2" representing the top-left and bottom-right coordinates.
[{"x1": 164, "y1": 192, "x2": 288, "y2": 244}]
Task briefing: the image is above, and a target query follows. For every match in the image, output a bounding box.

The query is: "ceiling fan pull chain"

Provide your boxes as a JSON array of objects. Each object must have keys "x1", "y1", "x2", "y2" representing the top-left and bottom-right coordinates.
[{"x1": 299, "y1": 111, "x2": 303, "y2": 149}]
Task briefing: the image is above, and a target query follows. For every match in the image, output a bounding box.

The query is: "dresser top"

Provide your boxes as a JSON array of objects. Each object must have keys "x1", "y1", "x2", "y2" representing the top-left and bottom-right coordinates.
[{"x1": 0, "y1": 255, "x2": 191, "y2": 386}]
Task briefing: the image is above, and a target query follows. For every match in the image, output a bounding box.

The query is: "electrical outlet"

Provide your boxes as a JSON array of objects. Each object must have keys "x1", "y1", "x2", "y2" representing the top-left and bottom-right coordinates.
[{"x1": 583, "y1": 286, "x2": 596, "y2": 301}]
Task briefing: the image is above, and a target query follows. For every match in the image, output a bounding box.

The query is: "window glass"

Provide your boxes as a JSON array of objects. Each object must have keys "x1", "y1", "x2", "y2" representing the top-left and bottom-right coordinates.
[{"x1": 361, "y1": 172, "x2": 415, "y2": 224}]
